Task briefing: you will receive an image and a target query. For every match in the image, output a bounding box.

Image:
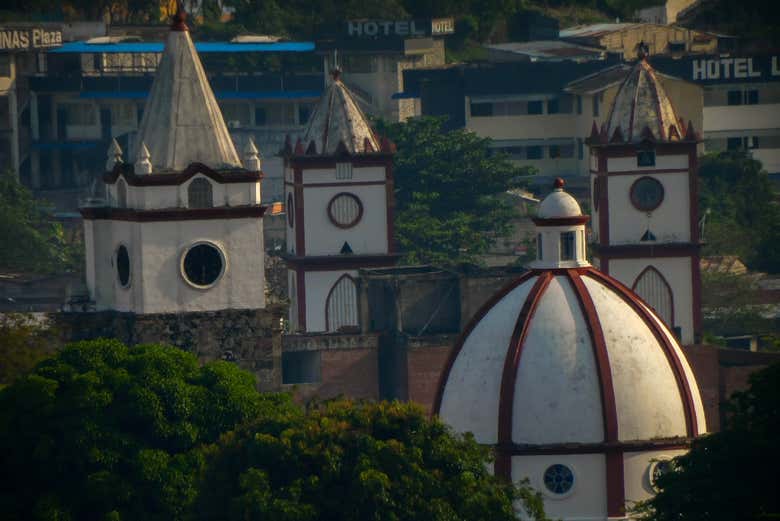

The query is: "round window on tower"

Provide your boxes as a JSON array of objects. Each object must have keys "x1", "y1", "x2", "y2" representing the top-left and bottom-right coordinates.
[
  {"x1": 630, "y1": 176, "x2": 664, "y2": 212},
  {"x1": 542, "y1": 464, "x2": 576, "y2": 498},
  {"x1": 116, "y1": 244, "x2": 131, "y2": 288},
  {"x1": 181, "y1": 242, "x2": 226, "y2": 289},
  {"x1": 327, "y1": 192, "x2": 363, "y2": 229}
]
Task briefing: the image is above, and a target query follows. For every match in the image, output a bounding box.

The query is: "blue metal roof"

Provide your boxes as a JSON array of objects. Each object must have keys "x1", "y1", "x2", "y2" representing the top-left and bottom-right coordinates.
[
  {"x1": 77, "y1": 90, "x2": 321, "y2": 100},
  {"x1": 50, "y1": 41, "x2": 315, "y2": 54}
]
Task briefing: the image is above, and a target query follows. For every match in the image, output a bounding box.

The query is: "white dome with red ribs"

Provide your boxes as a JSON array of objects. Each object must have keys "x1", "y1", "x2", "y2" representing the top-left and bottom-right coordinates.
[{"x1": 436, "y1": 267, "x2": 706, "y2": 447}]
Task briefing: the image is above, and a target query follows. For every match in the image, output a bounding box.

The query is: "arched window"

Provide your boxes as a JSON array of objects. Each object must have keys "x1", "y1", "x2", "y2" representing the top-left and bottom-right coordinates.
[
  {"x1": 326, "y1": 274, "x2": 358, "y2": 332},
  {"x1": 116, "y1": 179, "x2": 127, "y2": 208},
  {"x1": 188, "y1": 177, "x2": 213, "y2": 208},
  {"x1": 632, "y1": 266, "x2": 674, "y2": 328}
]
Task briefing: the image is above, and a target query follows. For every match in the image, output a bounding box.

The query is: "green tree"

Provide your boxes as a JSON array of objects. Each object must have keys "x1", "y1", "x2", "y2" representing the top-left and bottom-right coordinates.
[
  {"x1": 0, "y1": 339, "x2": 294, "y2": 521},
  {"x1": 0, "y1": 313, "x2": 57, "y2": 387},
  {"x1": 633, "y1": 362, "x2": 780, "y2": 521},
  {"x1": 375, "y1": 116, "x2": 533, "y2": 266},
  {"x1": 0, "y1": 170, "x2": 79, "y2": 274},
  {"x1": 699, "y1": 151, "x2": 780, "y2": 273},
  {"x1": 195, "y1": 399, "x2": 548, "y2": 521}
]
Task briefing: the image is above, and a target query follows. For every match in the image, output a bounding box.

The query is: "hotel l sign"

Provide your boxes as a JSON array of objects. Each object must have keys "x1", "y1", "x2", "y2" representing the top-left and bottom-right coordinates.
[
  {"x1": 0, "y1": 27, "x2": 62, "y2": 51},
  {"x1": 346, "y1": 19, "x2": 455, "y2": 38},
  {"x1": 692, "y1": 56, "x2": 780, "y2": 80}
]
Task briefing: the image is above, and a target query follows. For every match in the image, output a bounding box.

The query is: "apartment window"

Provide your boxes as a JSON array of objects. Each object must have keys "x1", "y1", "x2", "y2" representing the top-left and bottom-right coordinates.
[
  {"x1": 560, "y1": 231, "x2": 576, "y2": 261},
  {"x1": 298, "y1": 103, "x2": 313, "y2": 125},
  {"x1": 549, "y1": 145, "x2": 561, "y2": 158},
  {"x1": 547, "y1": 98, "x2": 559, "y2": 114},
  {"x1": 255, "y1": 106, "x2": 267, "y2": 126},
  {"x1": 220, "y1": 103, "x2": 251, "y2": 127},
  {"x1": 578, "y1": 138, "x2": 584, "y2": 160},
  {"x1": 471, "y1": 102, "x2": 493, "y2": 117},
  {"x1": 527, "y1": 100, "x2": 543, "y2": 115},
  {"x1": 527, "y1": 146, "x2": 543, "y2": 159},
  {"x1": 500, "y1": 146, "x2": 524, "y2": 160},
  {"x1": 593, "y1": 94, "x2": 600, "y2": 117},
  {"x1": 110, "y1": 104, "x2": 136, "y2": 128},
  {"x1": 494, "y1": 101, "x2": 524, "y2": 116},
  {"x1": 577, "y1": 95, "x2": 582, "y2": 114},
  {"x1": 747, "y1": 90, "x2": 759, "y2": 105},
  {"x1": 64, "y1": 103, "x2": 97, "y2": 126},
  {"x1": 668, "y1": 42, "x2": 685, "y2": 53},
  {"x1": 727, "y1": 137, "x2": 742, "y2": 150},
  {"x1": 727, "y1": 90, "x2": 742, "y2": 106},
  {"x1": 748, "y1": 136, "x2": 760, "y2": 149}
]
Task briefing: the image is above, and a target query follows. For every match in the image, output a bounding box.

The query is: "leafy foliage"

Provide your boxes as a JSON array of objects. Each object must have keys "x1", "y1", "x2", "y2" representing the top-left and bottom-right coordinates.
[
  {"x1": 701, "y1": 270, "x2": 774, "y2": 338},
  {"x1": 0, "y1": 171, "x2": 80, "y2": 274},
  {"x1": 699, "y1": 151, "x2": 780, "y2": 273},
  {"x1": 195, "y1": 399, "x2": 548, "y2": 521},
  {"x1": 0, "y1": 313, "x2": 57, "y2": 387},
  {"x1": 0, "y1": 339, "x2": 293, "y2": 521},
  {"x1": 376, "y1": 116, "x2": 532, "y2": 266},
  {"x1": 633, "y1": 363, "x2": 780, "y2": 521}
]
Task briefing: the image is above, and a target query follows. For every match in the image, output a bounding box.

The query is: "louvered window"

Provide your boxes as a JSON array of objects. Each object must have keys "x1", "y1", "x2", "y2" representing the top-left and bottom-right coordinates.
[
  {"x1": 326, "y1": 275, "x2": 358, "y2": 332},
  {"x1": 188, "y1": 178, "x2": 213, "y2": 208},
  {"x1": 633, "y1": 267, "x2": 674, "y2": 328}
]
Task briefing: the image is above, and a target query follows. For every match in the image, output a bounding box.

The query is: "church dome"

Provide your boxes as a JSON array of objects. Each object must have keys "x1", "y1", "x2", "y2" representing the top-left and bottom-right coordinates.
[
  {"x1": 435, "y1": 180, "x2": 706, "y2": 519},
  {"x1": 604, "y1": 52, "x2": 683, "y2": 143},
  {"x1": 537, "y1": 178, "x2": 583, "y2": 219}
]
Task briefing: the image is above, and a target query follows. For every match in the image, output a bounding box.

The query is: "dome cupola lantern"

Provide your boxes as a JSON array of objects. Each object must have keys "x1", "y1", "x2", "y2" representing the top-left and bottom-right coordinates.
[{"x1": 532, "y1": 178, "x2": 590, "y2": 269}]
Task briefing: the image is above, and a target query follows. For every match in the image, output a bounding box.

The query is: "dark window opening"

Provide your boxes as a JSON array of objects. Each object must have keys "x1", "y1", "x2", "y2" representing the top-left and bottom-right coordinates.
[
  {"x1": 182, "y1": 243, "x2": 223, "y2": 287},
  {"x1": 747, "y1": 90, "x2": 759, "y2": 105},
  {"x1": 727, "y1": 137, "x2": 742, "y2": 150},
  {"x1": 470, "y1": 102, "x2": 493, "y2": 117},
  {"x1": 560, "y1": 231, "x2": 575, "y2": 261},
  {"x1": 727, "y1": 90, "x2": 742, "y2": 106},
  {"x1": 116, "y1": 245, "x2": 130, "y2": 287},
  {"x1": 668, "y1": 42, "x2": 685, "y2": 53},
  {"x1": 254, "y1": 107, "x2": 267, "y2": 126},
  {"x1": 547, "y1": 98, "x2": 559, "y2": 114},
  {"x1": 549, "y1": 145, "x2": 561, "y2": 158},
  {"x1": 188, "y1": 178, "x2": 213, "y2": 208},
  {"x1": 527, "y1": 100, "x2": 543, "y2": 115},
  {"x1": 637, "y1": 149, "x2": 656, "y2": 167},
  {"x1": 593, "y1": 95, "x2": 600, "y2": 117},
  {"x1": 282, "y1": 351, "x2": 321, "y2": 384},
  {"x1": 526, "y1": 146, "x2": 543, "y2": 159}
]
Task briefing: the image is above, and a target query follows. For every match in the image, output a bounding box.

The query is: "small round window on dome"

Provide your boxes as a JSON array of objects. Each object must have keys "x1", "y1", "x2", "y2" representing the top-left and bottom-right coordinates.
[
  {"x1": 543, "y1": 464, "x2": 575, "y2": 496},
  {"x1": 116, "y1": 245, "x2": 130, "y2": 288},
  {"x1": 181, "y1": 243, "x2": 225, "y2": 288},
  {"x1": 649, "y1": 459, "x2": 674, "y2": 491}
]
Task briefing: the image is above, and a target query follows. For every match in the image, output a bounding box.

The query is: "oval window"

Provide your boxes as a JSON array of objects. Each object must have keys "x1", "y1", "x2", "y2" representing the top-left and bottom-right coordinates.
[
  {"x1": 327, "y1": 193, "x2": 363, "y2": 228},
  {"x1": 181, "y1": 243, "x2": 225, "y2": 288},
  {"x1": 630, "y1": 176, "x2": 664, "y2": 212},
  {"x1": 116, "y1": 245, "x2": 130, "y2": 288}
]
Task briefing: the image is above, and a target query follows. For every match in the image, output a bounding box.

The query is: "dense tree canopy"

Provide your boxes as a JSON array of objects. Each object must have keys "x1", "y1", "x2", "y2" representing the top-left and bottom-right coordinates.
[
  {"x1": 376, "y1": 116, "x2": 533, "y2": 266},
  {"x1": 699, "y1": 151, "x2": 780, "y2": 273},
  {"x1": 0, "y1": 339, "x2": 292, "y2": 521},
  {"x1": 195, "y1": 399, "x2": 548, "y2": 521},
  {"x1": 0, "y1": 340, "x2": 548, "y2": 521},
  {"x1": 633, "y1": 362, "x2": 780, "y2": 521},
  {"x1": 0, "y1": 171, "x2": 80, "y2": 274}
]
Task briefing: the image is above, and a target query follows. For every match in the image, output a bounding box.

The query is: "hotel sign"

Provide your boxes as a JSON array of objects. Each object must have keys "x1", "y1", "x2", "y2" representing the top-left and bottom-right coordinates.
[
  {"x1": 691, "y1": 56, "x2": 780, "y2": 80},
  {"x1": 346, "y1": 18, "x2": 455, "y2": 38},
  {"x1": 0, "y1": 27, "x2": 63, "y2": 51}
]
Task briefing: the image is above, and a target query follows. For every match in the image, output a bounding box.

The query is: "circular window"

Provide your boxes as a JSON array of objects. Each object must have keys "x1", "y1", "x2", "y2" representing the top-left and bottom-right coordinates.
[
  {"x1": 116, "y1": 245, "x2": 130, "y2": 288},
  {"x1": 181, "y1": 242, "x2": 225, "y2": 288},
  {"x1": 327, "y1": 192, "x2": 363, "y2": 229},
  {"x1": 543, "y1": 464, "x2": 575, "y2": 496},
  {"x1": 649, "y1": 458, "x2": 674, "y2": 491},
  {"x1": 287, "y1": 193, "x2": 294, "y2": 228},
  {"x1": 630, "y1": 176, "x2": 664, "y2": 212}
]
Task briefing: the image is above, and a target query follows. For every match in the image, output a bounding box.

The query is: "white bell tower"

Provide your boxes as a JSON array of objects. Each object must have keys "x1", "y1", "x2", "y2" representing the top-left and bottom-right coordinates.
[
  {"x1": 81, "y1": 5, "x2": 266, "y2": 314},
  {"x1": 283, "y1": 69, "x2": 398, "y2": 332},
  {"x1": 587, "y1": 48, "x2": 702, "y2": 344}
]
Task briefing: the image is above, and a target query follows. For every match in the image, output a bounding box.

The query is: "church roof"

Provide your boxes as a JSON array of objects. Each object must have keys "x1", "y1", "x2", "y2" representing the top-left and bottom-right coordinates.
[
  {"x1": 301, "y1": 70, "x2": 380, "y2": 156},
  {"x1": 132, "y1": 8, "x2": 241, "y2": 172},
  {"x1": 603, "y1": 55, "x2": 684, "y2": 143}
]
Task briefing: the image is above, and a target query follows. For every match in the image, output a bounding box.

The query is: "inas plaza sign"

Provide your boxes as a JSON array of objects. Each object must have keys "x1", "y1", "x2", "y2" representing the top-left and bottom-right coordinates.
[{"x1": 0, "y1": 27, "x2": 62, "y2": 51}]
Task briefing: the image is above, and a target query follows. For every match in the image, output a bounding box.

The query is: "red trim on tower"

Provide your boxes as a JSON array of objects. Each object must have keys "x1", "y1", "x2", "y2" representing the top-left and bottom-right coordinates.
[
  {"x1": 585, "y1": 268, "x2": 699, "y2": 436},
  {"x1": 79, "y1": 205, "x2": 266, "y2": 222},
  {"x1": 433, "y1": 270, "x2": 538, "y2": 417},
  {"x1": 296, "y1": 268, "x2": 306, "y2": 331},
  {"x1": 495, "y1": 272, "x2": 553, "y2": 479},
  {"x1": 566, "y1": 270, "x2": 623, "y2": 517},
  {"x1": 293, "y1": 167, "x2": 305, "y2": 256}
]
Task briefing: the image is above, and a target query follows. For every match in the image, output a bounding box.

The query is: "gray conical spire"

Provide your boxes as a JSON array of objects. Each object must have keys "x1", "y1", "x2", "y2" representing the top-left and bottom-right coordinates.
[
  {"x1": 135, "y1": 141, "x2": 152, "y2": 174},
  {"x1": 243, "y1": 137, "x2": 261, "y2": 171},
  {"x1": 132, "y1": 10, "x2": 241, "y2": 171}
]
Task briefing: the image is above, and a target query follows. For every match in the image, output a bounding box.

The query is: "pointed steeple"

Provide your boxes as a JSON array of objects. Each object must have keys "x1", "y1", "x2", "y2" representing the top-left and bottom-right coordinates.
[
  {"x1": 302, "y1": 68, "x2": 380, "y2": 156},
  {"x1": 132, "y1": 3, "x2": 241, "y2": 172},
  {"x1": 242, "y1": 138, "x2": 261, "y2": 171},
  {"x1": 135, "y1": 142, "x2": 152, "y2": 174},
  {"x1": 106, "y1": 138, "x2": 123, "y2": 171}
]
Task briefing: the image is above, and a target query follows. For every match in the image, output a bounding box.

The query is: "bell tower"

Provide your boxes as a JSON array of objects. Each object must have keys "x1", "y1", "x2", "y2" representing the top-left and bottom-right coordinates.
[
  {"x1": 283, "y1": 69, "x2": 399, "y2": 332},
  {"x1": 587, "y1": 47, "x2": 702, "y2": 344}
]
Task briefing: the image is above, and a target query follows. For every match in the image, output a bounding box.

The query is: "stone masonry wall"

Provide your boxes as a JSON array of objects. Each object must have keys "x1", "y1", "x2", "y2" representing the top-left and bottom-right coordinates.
[{"x1": 50, "y1": 306, "x2": 285, "y2": 391}]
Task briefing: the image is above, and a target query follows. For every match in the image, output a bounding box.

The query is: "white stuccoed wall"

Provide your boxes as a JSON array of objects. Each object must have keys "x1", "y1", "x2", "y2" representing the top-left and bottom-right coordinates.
[
  {"x1": 303, "y1": 269, "x2": 357, "y2": 332},
  {"x1": 623, "y1": 449, "x2": 688, "y2": 505}
]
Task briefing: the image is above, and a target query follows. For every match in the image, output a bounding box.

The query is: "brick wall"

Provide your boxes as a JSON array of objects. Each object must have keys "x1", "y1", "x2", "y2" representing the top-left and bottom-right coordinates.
[
  {"x1": 404, "y1": 335, "x2": 456, "y2": 414},
  {"x1": 682, "y1": 344, "x2": 721, "y2": 430}
]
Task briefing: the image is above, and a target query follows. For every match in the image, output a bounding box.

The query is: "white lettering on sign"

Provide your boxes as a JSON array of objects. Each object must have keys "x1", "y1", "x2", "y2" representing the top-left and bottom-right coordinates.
[
  {"x1": 734, "y1": 58, "x2": 748, "y2": 78},
  {"x1": 691, "y1": 56, "x2": 780, "y2": 80},
  {"x1": 0, "y1": 28, "x2": 61, "y2": 50},
  {"x1": 748, "y1": 58, "x2": 761, "y2": 78},
  {"x1": 431, "y1": 18, "x2": 455, "y2": 35}
]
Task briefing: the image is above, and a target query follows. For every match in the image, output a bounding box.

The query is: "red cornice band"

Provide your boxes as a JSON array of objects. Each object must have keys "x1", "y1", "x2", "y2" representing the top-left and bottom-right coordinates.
[{"x1": 80, "y1": 205, "x2": 266, "y2": 222}]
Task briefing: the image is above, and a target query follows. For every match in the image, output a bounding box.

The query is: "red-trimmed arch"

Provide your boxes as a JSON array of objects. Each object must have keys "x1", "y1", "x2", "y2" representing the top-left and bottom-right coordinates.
[{"x1": 631, "y1": 265, "x2": 675, "y2": 329}]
